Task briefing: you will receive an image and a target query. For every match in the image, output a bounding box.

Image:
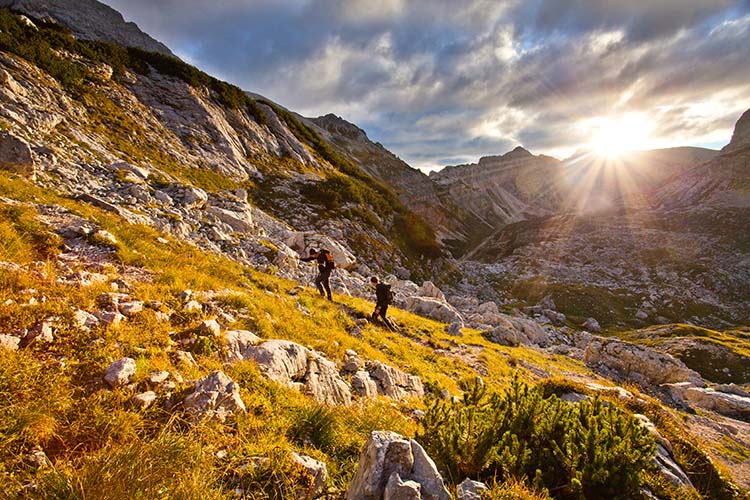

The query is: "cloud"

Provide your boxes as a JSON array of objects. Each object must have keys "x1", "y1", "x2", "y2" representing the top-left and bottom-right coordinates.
[{"x1": 102, "y1": 0, "x2": 750, "y2": 171}]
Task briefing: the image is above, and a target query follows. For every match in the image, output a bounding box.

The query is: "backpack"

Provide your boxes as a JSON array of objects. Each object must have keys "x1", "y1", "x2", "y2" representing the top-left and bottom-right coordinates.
[
  {"x1": 320, "y1": 249, "x2": 336, "y2": 269},
  {"x1": 385, "y1": 284, "x2": 394, "y2": 305}
]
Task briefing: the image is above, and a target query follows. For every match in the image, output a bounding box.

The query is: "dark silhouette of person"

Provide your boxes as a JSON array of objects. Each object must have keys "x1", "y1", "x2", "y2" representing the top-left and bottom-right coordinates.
[
  {"x1": 370, "y1": 276, "x2": 396, "y2": 330},
  {"x1": 300, "y1": 248, "x2": 335, "y2": 301}
]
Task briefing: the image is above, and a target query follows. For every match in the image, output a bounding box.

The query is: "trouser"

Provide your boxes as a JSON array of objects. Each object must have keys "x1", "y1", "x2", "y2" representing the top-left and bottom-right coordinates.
[
  {"x1": 314, "y1": 270, "x2": 332, "y2": 299},
  {"x1": 372, "y1": 303, "x2": 395, "y2": 330}
]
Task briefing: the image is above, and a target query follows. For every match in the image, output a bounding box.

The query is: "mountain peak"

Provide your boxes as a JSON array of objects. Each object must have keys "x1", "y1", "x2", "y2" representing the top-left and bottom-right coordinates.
[
  {"x1": 0, "y1": 0, "x2": 174, "y2": 56},
  {"x1": 477, "y1": 146, "x2": 533, "y2": 165},
  {"x1": 722, "y1": 108, "x2": 750, "y2": 154}
]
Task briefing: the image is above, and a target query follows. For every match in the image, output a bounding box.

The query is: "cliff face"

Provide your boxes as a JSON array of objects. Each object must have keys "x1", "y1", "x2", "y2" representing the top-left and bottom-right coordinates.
[{"x1": 0, "y1": 0, "x2": 174, "y2": 56}]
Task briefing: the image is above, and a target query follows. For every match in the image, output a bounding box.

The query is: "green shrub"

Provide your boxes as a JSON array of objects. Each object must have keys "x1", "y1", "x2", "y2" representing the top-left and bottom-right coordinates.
[{"x1": 418, "y1": 377, "x2": 656, "y2": 499}]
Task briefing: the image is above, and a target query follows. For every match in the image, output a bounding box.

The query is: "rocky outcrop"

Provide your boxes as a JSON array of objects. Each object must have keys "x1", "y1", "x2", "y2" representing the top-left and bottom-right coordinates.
[
  {"x1": 0, "y1": 131, "x2": 34, "y2": 176},
  {"x1": 0, "y1": 0, "x2": 174, "y2": 56},
  {"x1": 246, "y1": 340, "x2": 352, "y2": 406},
  {"x1": 404, "y1": 297, "x2": 463, "y2": 325},
  {"x1": 723, "y1": 108, "x2": 750, "y2": 154},
  {"x1": 346, "y1": 431, "x2": 451, "y2": 500},
  {"x1": 584, "y1": 336, "x2": 703, "y2": 387},
  {"x1": 484, "y1": 314, "x2": 552, "y2": 347},
  {"x1": 667, "y1": 383, "x2": 750, "y2": 420},
  {"x1": 184, "y1": 371, "x2": 246, "y2": 422},
  {"x1": 634, "y1": 414, "x2": 693, "y2": 488},
  {"x1": 366, "y1": 361, "x2": 424, "y2": 400}
]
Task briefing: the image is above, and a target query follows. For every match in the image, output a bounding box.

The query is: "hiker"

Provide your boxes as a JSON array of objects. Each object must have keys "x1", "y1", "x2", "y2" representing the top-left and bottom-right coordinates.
[
  {"x1": 300, "y1": 248, "x2": 335, "y2": 301},
  {"x1": 370, "y1": 276, "x2": 396, "y2": 331}
]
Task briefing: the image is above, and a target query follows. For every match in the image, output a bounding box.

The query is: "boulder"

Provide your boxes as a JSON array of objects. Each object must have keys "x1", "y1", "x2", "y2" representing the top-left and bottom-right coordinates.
[
  {"x1": 384, "y1": 473, "x2": 421, "y2": 500},
  {"x1": 73, "y1": 309, "x2": 100, "y2": 329},
  {"x1": 446, "y1": 322, "x2": 463, "y2": 337},
  {"x1": 485, "y1": 315, "x2": 551, "y2": 347},
  {"x1": 0, "y1": 131, "x2": 34, "y2": 177},
  {"x1": 131, "y1": 391, "x2": 157, "y2": 409},
  {"x1": 583, "y1": 336, "x2": 703, "y2": 387},
  {"x1": 198, "y1": 319, "x2": 221, "y2": 337},
  {"x1": 184, "y1": 371, "x2": 246, "y2": 422},
  {"x1": 223, "y1": 330, "x2": 261, "y2": 363},
  {"x1": 179, "y1": 187, "x2": 208, "y2": 210},
  {"x1": 0, "y1": 333, "x2": 20, "y2": 351},
  {"x1": 206, "y1": 205, "x2": 254, "y2": 232},
  {"x1": 104, "y1": 357, "x2": 136, "y2": 387},
  {"x1": 404, "y1": 297, "x2": 463, "y2": 325},
  {"x1": 417, "y1": 282, "x2": 445, "y2": 302},
  {"x1": 366, "y1": 361, "x2": 424, "y2": 400},
  {"x1": 477, "y1": 301, "x2": 499, "y2": 316},
  {"x1": 94, "y1": 310, "x2": 125, "y2": 326},
  {"x1": 292, "y1": 452, "x2": 328, "y2": 500},
  {"x1": 247, "y1": 340, "x2": 352, "y2": 405},
  {"x1": 346, "y1": 431, "x2": 451, "y2": 500},
  {"x1": 118, "y1": 301, "x2": 143, "y2": 317},
  {"x1": 581, "y1": 317, "x2": 602, "y2": 333},
  {"x1": 457, "y1": 479, "x2": 488, "y2": 500}
]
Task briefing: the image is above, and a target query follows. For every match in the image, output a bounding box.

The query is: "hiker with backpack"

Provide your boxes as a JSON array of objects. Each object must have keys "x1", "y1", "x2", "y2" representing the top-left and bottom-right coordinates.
[
  {"x1": 300, "y1": 248, "x2": 335, "y2": 301},
  {"x1": 370, "y1": 276, "x2": 396, "y2": 331}
]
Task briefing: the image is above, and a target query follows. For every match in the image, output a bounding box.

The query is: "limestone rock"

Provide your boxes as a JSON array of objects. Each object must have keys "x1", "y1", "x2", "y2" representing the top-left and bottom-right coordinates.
[
  {"x1": 248, "y1": 340, "x2": 352, "y2": 405},
  {"x1": 198, "y1": 319, "x2": 221, "y2": 337},
  {"x1": 148, "y1": 371, "x2": 170, "y2": 384},
  {"x1": 184, "y1": 371, "x2": 246, "y2": 422},
  {"x1": 292, "y1": 452, "x2": 328, "y2": 500},
  {"x1": 73, "y1": 309, "x2": 100, "y2": 329},
  {"x1": 132, "y1": 391, "x2": 157, "y2": 409},
  {"x1": 118, "y1": 301, "x2": 143, "y2": 317},
  {"x1": 352, "y1": 370, "x2": 379, "y2": 399},
  {"x1": 584, "y1": 336, "x2": 703, "y2": 387},
  {"x1": 446, "y1": 322, "x2": 463, "y2": 336},
  {"x1": 206, "y1": 205, "x2": 254, "y2": 233},
  {"x1": 672, "y1": 385, "x2": 750, "y2": 419},
  {"x1": 346, "y1": 431, "x2": 450, "y2": 500},
  {"x1": 417, "y1": 281, "x2": 445, "y2": 302},
  {"x1": 634, "y1": 414, "x2": 693, "y2": 488},
  {"x1": 0, "y1": 333, "x2": 21, "y2": 351},
  {"x1": 223, "y1": 330, "x2": 261, "y2": 363},
  {"x1": 404, "y1": 297, "x2": 463, "y2": 325},
  {"x1": 367, "y1": 361, "x2": 424, "y2": 400},
  {"x1": 104, "y1": 357, "x2": 136, "y2": 387},
  {"x1": 0, "y1": 131, "x2": 34, "y2": 176},
  {"x1": 457, "y1": 479, "x2": 488, "y2": 500},
  {"x1": 384, "y1": 473, "x2": 421, "y2": 500},
  {"x1": 582, "y1": 317, "x2": 602, "y2": 333}
]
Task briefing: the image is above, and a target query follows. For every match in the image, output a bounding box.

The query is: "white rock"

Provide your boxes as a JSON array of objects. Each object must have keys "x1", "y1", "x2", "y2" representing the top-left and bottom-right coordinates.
[
  {"x1": 292, "y1": 452, "x2": 328, "y2": 500},
  {"x1": 183, "y1": 300, "x2": 202, "y2": 313},
  {"x1": 184, "y1": 371, "x2": 246, "y2": 422},
  {"x1": 223, "y1": 330, "x2": 262, "y2": 363},
  {"x1": 148, "y1": 371, "x2": 170, "y2": 384},
  {"x1": 73, "y1": 309, "x2": 100, "y2": 329},
  {"x1": 404, "y1": 296, "x2": 463, "y2": 325},
  {"x1": 457, "y1": 479, "x2": 488, "y2": 500},
  {"x1": 352, "y1": 370, "x2": 379, "y2": 399},
  {"x1": 198, "y1": 319, "x2": 222, "y2": 337},
  {"x1": 0, "y1": 334, "x2": 20, "y2": 351},
  {"x1": 366, "y1": 361, "x2": 424, "y2": 400},
  {"x1": 94, "y1": 230, "x2": 118, "y2": 246},
  {"x1": 118, "y1": 301, "x2": 143, "y2": 317},
  {"x1": 104, "y1": 357, "x2": 136, "y2": 387},
  {"x1": 384, "y1": 473, "x2": 421, "y2": 500},
  {"x1": 417, "y1": 281, "x2": 446, "y2": 301},
  {"x1": 132, "y1": 391, "x2": 157, "y2": 409}
]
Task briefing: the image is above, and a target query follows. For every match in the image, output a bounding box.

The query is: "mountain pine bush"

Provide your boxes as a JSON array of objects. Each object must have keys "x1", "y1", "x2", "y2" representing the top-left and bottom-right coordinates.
[{"x1": 418, "y1": 376, "x2": 656, "y2": 499}]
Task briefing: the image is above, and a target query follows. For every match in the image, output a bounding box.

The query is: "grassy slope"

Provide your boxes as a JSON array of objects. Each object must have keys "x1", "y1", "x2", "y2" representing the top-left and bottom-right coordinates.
[{"x1": 0, "y1": 172, "x2": 595, "y2": 499}]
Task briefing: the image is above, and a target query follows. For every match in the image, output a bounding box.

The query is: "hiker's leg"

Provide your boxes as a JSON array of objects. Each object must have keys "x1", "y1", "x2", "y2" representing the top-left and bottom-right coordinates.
[
  {"x1": 314, "y1": 273, "x2": 325, "y2": 296},
  {"x1": 321, "y1": 271, "x2": 332, "y2": 299},
  {"x1": 380, "y1": 304, "x2": 395, "y2": 331}
]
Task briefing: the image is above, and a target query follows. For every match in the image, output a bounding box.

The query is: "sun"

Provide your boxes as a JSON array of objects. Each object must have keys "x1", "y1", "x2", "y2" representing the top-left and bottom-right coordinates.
[{"x1": 588, "y1": 114, "x2": 652, "y2": 159}]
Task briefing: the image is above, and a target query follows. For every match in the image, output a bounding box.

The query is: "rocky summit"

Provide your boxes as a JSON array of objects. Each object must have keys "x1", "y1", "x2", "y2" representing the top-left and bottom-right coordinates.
[{"x1": 0, "y1": 2, "x2": 749, "y2": 500}]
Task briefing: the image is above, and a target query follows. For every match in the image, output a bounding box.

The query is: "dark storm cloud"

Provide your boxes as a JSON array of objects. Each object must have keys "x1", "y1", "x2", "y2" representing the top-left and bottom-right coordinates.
[{"x1": 103, "y1": 0, "x2": 750, "y2": 170}]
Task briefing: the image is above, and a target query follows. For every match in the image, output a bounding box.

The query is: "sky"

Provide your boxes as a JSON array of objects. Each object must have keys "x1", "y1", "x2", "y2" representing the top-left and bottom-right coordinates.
[{"x1": 103, "y1": 0, "x2": 750, "y2": 172}]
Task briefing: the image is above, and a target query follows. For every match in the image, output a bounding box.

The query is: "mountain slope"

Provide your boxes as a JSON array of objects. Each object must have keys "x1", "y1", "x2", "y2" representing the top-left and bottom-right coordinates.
[{"x1": 0, "y1": 0, "x2": 174, "y2": 56}]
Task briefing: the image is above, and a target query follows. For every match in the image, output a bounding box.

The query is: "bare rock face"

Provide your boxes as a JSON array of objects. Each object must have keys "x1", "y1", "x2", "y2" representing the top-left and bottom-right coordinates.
[
  {"x1": 584, "y1": 336, "x2": 703, "y2": 387},
  {"x1": 0, "y1": 0, "x2": 174, "y2": 56},
  {"x1": 184, "y1": 371, "x2": 246, "y2": 422},
  {"x1": 0, "y1": 131, "x2": 34, "y2": 176},
  {"x1": 723, "y1": 108, "x2": 750, "y2": 154},
  {"x1": 346, "y1": 431, "x2": 451, "y2": 500}
]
